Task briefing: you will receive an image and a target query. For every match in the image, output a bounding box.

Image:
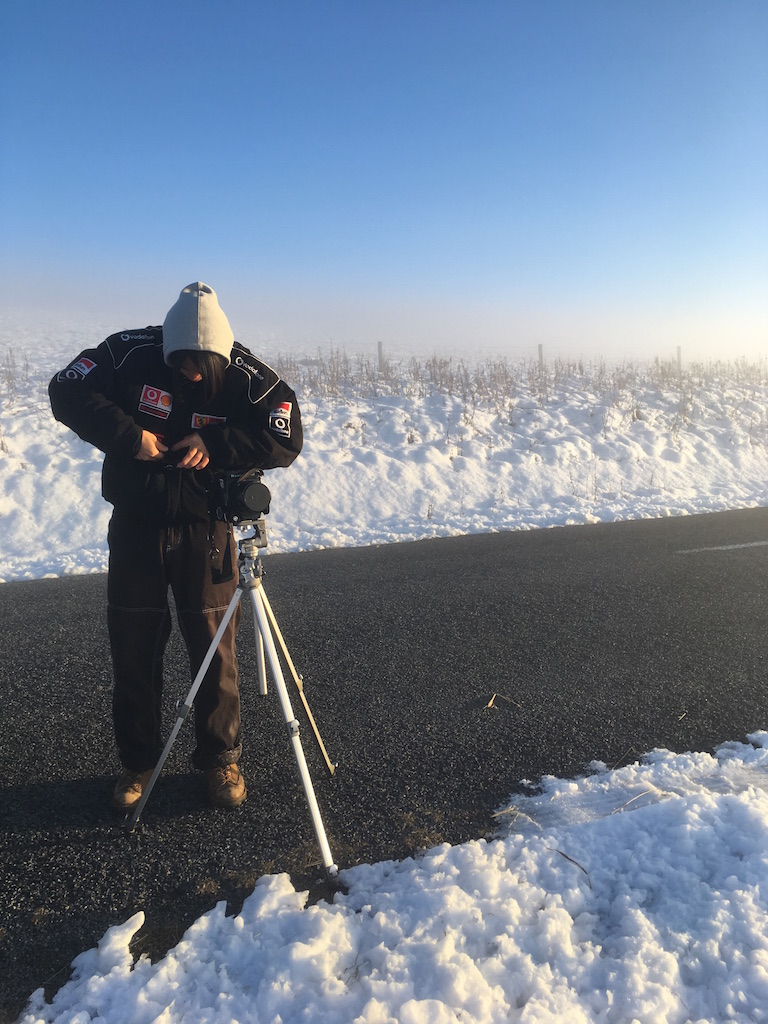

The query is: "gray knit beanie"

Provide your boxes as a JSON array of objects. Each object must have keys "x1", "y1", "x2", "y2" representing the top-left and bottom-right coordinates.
[{"x1": 162, "y1": 282, "x2": 234, "y2": 366}]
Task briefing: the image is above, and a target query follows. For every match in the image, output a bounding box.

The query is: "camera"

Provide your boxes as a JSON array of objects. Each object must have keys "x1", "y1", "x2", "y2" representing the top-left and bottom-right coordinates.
[{"x1": 208, "y1": 469, "x2": 271, "y2": 525}]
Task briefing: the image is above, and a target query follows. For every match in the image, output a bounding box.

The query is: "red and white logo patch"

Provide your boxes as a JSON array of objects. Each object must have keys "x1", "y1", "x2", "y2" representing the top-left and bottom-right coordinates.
[
  {"x1": 139, "y1": 384, "x2": 173, "y2": 420},
  {"x1": 71, "y1": 357, "x2": 96, "y2": 377},
  {"x1": 192, "y1": 412, "x2": 227, "y2": 429},
  {"x1": 57, "y1": 356, "x2": 98, "y2": 383},
  {"x1": 269, "y1": 402, "x2": 292, "y2": 438}
]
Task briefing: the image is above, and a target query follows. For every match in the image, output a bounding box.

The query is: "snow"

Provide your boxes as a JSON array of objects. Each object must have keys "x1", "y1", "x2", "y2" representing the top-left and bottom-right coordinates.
[{"x1": 5, "y1": 315, "x2": 768, "y2": 1023}]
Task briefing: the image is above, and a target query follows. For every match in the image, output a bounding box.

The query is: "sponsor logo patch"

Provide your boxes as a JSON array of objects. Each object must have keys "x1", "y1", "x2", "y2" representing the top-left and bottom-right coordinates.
[
  {"x1": 192, "y1": 412, "x2": 227, "y2": 429},
  {"x1": 58, "y1": 356, "x2": 97, "y2": 381},
  {"x1": 139, "y1": 384, "x2": 173, "y2": 420},
  {"x1": 269, "y1": 402, "x2": 292, "y2": 438},
  {"x1": 234, "y1": 355, "x2": 264, "y2": 381}
]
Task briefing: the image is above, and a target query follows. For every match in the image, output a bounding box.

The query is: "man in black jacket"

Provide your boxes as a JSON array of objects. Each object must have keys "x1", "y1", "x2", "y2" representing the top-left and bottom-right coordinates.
[{"x1": 49, "y1": 282, "x2": 303, "y2": 812}]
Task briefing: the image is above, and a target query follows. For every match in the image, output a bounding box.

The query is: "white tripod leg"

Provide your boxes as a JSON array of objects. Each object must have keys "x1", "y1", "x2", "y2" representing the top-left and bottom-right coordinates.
[
  {"x1": 125, "y1": 585, "x2": 244, "y2": 831},
  {"x1": 259, "y1": 587, "x2": 336, "y2": 776},
  {"x1": 249, "y1": 585, "x2": 338, "y2": 879},
  {"x1": 254, "y1": 624, "x2": 268, "y2": 696}
]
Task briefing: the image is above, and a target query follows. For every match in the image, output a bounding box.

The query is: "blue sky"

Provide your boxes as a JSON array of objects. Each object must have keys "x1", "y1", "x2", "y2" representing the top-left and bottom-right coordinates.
[{"x1": 1, "y1": 0, "x2": 766, "y2": 360}]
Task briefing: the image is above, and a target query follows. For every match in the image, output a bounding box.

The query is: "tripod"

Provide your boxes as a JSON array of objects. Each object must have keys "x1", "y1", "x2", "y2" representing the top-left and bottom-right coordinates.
[{"x1": 125, "y1": 518, "x2": 339, "y2": 881}]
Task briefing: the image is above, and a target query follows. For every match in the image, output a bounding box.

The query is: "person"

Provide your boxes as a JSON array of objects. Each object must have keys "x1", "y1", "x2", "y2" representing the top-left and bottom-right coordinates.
[{"x1": 49, "y1": 282, "x2": 303, "y2": 812}]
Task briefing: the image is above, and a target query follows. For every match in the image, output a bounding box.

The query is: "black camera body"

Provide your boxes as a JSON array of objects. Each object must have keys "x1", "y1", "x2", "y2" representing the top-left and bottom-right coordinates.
[{"x1": 208, "y1": 469, "x2": 271, "y2": 525}]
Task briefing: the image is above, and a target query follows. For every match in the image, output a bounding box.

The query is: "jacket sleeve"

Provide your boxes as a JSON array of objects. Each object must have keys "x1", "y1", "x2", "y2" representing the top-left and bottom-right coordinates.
[
  {"x1": 48, "y1": 343, "x2": 143, "y2": 459},
  {"x1": 198, "y1": 377, "x2": 304, "y2": 472}
]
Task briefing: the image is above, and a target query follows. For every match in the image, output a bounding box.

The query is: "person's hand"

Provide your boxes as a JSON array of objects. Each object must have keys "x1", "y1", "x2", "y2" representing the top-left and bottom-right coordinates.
[
  {"x1": 172, "y1": 432, "x2": 210, "y2": 470},
  {"x1": 135, "y1": 430, "x2": 168, "y2": 461}
]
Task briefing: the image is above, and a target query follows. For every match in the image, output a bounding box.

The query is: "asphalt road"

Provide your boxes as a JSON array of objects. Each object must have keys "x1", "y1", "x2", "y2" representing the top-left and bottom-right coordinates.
[{"x1": 3, "y1": 508, "x2": 768, "y2": 1020}]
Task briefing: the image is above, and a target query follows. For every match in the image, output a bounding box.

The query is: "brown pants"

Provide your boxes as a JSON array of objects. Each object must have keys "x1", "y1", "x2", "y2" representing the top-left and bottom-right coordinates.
[{"x1": 107, "y1": 512, "x2": 242, "y2": 772}]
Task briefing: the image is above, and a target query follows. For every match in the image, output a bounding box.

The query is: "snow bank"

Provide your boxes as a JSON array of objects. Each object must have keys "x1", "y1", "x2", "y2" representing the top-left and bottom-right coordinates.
[{"x1": 21, "y1": 736, "x2": 768, "y2": 1023}]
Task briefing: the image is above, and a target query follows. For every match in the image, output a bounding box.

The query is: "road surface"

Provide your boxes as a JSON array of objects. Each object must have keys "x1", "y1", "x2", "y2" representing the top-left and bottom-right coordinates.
[{"x1": 2, "y1": 508, "x2": 768, "y2": 1020}]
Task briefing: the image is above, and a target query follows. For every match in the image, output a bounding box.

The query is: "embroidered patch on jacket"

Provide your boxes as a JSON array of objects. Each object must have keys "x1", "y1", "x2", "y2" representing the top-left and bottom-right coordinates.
[
  {"x1": 58, "y1": 357, "x2": 97, "y2": 382},
  {"x1": 269, "y1": 402, "x2": 292, "y2": 438},
  {"x1": 139, "y1": 385, "x2": 173, "y2": 420},
  {"x1": 192, "y1": 413, "x2": 227, "y2": 428},
  {"x1": 233, "y1": 354, "x2": 264, "y2": 381}
]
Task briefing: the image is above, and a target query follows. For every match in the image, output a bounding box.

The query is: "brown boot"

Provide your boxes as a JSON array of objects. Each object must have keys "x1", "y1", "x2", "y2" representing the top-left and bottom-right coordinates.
[
  {"x1": 206, "y1": 764, "x2": 247, "y2": 808},
  {"x1": 111, "y1": 768, "x2": 153, "y2": 812}
]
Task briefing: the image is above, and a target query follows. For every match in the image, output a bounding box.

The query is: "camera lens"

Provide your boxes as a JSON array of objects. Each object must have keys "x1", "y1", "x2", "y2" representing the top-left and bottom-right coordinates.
[{"x1": 236, "y1": 479, "x2": 271, "y2": 516}]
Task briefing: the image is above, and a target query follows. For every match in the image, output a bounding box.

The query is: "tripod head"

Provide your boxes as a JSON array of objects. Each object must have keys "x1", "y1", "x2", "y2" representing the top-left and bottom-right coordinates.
[
  {"x1": 240, "y1": 514, "x2": 268, "y2": 550},
  {"x1": 233, "y1": 517, "x2": 269, "y2": 594}
]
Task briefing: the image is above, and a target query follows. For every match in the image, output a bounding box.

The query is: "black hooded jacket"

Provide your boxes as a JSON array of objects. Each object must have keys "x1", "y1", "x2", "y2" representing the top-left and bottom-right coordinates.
[{"x1": 49, "y1": 328, "x2": 303, "y2": 524}]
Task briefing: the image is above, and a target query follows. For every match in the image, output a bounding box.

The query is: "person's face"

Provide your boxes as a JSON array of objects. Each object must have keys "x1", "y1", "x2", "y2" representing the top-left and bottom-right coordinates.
[{"x1": 179, "y1": 357, "x2": 202, "y2": 383}]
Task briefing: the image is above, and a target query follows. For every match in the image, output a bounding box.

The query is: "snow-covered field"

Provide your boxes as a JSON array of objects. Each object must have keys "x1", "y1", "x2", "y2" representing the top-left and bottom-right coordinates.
[{"x1": 5, "y1": 316, "x2": 768, "y2": 1023}]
